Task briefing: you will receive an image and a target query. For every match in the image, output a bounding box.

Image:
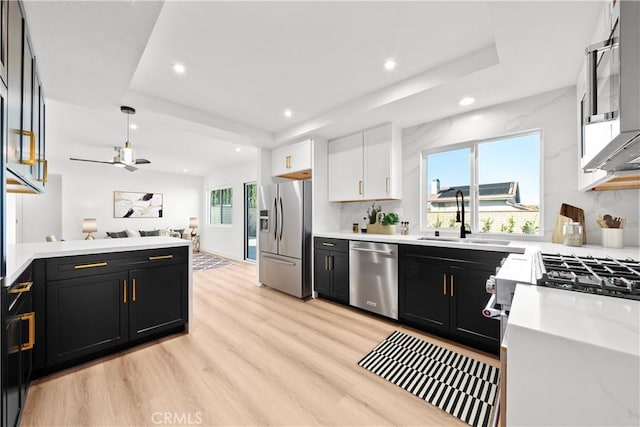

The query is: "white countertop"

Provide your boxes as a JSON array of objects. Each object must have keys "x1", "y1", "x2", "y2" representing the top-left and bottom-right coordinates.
[
  {"x1": 6, "y1": 237, "x2": 190, "y2": 284},
  {"x1": 506, "y1": 284, "x2": 640, "y2": 425},
  {"x1": 509, "y1": 284, "x2": 640, "y2": 356},
  {"x1": 314, "y1": 231, "x2": 640, "y2": 259}
]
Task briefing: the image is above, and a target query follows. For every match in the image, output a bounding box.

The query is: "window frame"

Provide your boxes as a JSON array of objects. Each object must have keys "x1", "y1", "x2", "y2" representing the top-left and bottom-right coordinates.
[
  {"x1": 208, "y1": 186, "x2": 233, "y2": 226},
  {"x1": 420, "y1": 129, "x2": 544, "y2": 239}
]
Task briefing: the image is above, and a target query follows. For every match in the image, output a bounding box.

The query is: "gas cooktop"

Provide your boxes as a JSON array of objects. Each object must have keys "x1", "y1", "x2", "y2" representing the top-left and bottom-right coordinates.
[{"x1": 540, "y1": 254, "x2": 640, "y2": 301}]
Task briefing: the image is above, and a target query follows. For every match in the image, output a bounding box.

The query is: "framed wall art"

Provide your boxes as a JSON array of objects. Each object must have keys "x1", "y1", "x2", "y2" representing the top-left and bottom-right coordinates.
[{"x1": 114, "y1": 191, "x2": 163, "y2": 218}]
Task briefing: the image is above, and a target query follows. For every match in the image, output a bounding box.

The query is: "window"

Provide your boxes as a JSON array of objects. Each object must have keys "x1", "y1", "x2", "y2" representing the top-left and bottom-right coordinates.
[
  {"x1": 209, "y1": 187, "x2": 233, "y2": 225},
  {"x1": 423, "y1": 131, "x2": 541, "y2": 235}
]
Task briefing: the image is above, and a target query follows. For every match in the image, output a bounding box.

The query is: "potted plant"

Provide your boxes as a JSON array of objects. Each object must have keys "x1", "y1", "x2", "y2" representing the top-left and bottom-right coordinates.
[{"x1": 368, "y1": 212, "x2": 400, "y2": 235}]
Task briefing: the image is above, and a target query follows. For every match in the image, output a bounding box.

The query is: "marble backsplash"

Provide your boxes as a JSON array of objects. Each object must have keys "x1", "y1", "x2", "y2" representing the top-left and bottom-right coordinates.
[{"x1": 338, "y1": 86, "x2": 639, "y2": 247}]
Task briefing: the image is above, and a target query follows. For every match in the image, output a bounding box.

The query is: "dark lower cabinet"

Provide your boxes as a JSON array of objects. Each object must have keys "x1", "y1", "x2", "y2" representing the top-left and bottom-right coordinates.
[
  {"x1": 46, "y1": 272, "x2": 128, "y2": 366},
  {"x1": 3, "y1": 263, "x2": 34, "y2": 427},
  {"x1": 129, "y1": 265, "x2": 187, "y2": 340},
  {"x1": 314, "y1": 238, "x2": 349, "y2": 304},
  {"x1": 35, "y1": 247, "x2": 188, "y2": 375},
  {"x1": 399, "y1": 245, "x2": 503, "y2": 355}
]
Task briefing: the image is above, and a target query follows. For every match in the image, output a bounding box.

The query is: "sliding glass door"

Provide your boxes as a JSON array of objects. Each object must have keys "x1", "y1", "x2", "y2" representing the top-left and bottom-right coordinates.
[{"x1": 244, "y1": 182, "x2": 257, "y2": 261}]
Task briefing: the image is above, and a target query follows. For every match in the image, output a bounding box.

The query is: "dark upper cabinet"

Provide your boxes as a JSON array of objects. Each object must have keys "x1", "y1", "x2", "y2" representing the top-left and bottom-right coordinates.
[
  {"x1": 0, "y1": 0, "x2": 8, "y2": 87},
  {"x1": 5, "y1": 0, "x2": 44, "y2": 193},
  {"x1": 399, "y1": 245, "x2": 503, "y2": 355}
]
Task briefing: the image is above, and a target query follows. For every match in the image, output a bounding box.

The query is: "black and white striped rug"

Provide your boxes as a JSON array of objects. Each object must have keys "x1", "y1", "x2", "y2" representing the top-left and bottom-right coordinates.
[
  {"x1": 192, "y1": 252, "x2": 233, "y2": 271},
  {"x1": 358, "y1": 331, "x2": 499, "y2": 427}
]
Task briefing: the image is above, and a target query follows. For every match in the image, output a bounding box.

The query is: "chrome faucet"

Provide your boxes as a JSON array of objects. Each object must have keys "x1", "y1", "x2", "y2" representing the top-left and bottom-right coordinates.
[{"x1": 455, "y1": 190, "x2": 471, "y2": 238}]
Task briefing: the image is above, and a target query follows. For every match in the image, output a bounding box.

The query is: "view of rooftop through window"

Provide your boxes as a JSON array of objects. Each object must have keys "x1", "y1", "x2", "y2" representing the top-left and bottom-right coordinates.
[{"x1": 425, "y1": 132, "x2": 541, "y2": 234}]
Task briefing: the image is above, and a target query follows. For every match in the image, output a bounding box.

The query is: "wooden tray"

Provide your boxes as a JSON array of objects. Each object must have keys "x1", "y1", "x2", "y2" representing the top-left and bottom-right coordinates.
[{"x1": 367, "y1": 223, "x2": 396, "y2": 235}]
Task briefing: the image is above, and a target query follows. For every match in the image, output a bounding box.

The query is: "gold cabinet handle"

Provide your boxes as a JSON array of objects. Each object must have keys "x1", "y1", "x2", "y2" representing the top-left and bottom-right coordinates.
[
  {"x1": 149, "y1": 255, "x2": 173, "y2": 261},
  {"x1": 322, "y1": 242, "x2": 335, "y2": 247},
  {"x1": 124, "y1": 280, "x2": 127, "y2": 304},
  {"x1": 358, "y1": 180, "x2": 363, "y2": 195},
  {"x1": 329, "y1": 256, "x2": 334, "y2": 271},
  {"x1": 37, "y1": 159, "x2": 48, "y2": 183},
  {"x1": 443, "y1": 273, "x2": 447, "y2": 296},
  {"x1": 450, "y1": 275, "x2": 454, "y2": 297},
  {"x1": 20, "y1": 312, "x2": 36, "y2": 351},
  {"x1": 12, "y1": 129, "x2": 36, "y2": 165},
  {"x1": 132, "y1": 278, "x2": 136, "y2": 302},
  {"x1": 386, "y1": 177, "x2": 390, "y2": 193},
  {"x1": 74, "y1": 262, "x2": 107, "y2": 270},
  {"x1": 324, "y1": 255, "x2": 329, "y2": 271},
  {"x1": 9, "y1": 281, "x2": 33, "y2": 294}
]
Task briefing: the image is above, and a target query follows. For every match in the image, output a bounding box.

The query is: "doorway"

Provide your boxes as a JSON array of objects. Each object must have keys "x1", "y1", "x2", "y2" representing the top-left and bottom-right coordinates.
[{"x1": 244, "y1": 182, "x2": 257, "y2": 261}]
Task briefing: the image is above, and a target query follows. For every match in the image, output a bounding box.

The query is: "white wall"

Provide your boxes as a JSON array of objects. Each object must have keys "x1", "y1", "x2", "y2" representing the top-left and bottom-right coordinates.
[
  {"x1": 19, "y1": 174, "x2": 63, "y2": 242},
  {"x1": 339, "y1": 87, "x2": 639, "y2": 246},
  {"x1": 201, "y1": 159, "x2": 258, "y2": 260},
  {"x1": 59, "y1": 162, "x2": 202, "y2": 240}
]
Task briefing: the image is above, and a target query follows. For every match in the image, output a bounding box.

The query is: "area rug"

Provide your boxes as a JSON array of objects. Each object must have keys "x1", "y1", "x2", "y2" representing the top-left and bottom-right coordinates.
[
  {"x1": 192, "y1": 252, "x2": 233, "y2": 271},
  {"x1": 358, "y1": 330, "x2": 499, "y2": 427}
]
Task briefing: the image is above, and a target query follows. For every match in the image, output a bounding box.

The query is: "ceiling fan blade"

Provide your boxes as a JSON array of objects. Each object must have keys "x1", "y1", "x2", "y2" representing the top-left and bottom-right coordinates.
[
  {"x1": 135, "y1": 158, "x2": 151, "y2": 165},
  {"x1": 69, "y1": 157, "x2": 115, "y2": 165},
  {"x1": 124, "y1": 164, "x2": 138, "y2": 172}
]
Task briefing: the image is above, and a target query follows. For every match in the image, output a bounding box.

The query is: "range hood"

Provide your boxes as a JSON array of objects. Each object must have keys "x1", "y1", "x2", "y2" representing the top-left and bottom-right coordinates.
[{"x1": 581, "y1": 0, "x2": 640, "y2": 174}]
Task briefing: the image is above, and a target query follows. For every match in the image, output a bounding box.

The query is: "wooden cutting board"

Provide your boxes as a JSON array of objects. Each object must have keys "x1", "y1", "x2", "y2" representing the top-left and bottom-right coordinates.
[
  {"x1": 552, "y1": 215, "x2": 573, "y2": 243},
  {"x1": 560, "y1": 203, "x2": 587, "y2": 244}
]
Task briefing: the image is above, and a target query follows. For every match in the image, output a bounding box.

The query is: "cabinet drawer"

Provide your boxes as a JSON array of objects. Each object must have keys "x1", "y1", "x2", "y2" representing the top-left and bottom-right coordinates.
[
  {"x1": 314, "y1": 237, "x2": 348, "y2": 252},
  {"x1": 46, "y1": 246, "x2": 188, "y2": 281}
]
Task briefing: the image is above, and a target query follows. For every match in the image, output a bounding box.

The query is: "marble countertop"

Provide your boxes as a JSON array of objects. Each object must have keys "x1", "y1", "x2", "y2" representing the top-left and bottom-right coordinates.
[
  {"x1": 508, "y1": 284, "x2": 640, "y2": 356},
  {"x1": 314, "y1": 231, "x2": 640, "y2": 259},
  {"x1": 506, "y1": 284, "x2": 640, "y2": 425},
  {"x1": 6, "y1": 237, "x2": 191, "y2": 285}
]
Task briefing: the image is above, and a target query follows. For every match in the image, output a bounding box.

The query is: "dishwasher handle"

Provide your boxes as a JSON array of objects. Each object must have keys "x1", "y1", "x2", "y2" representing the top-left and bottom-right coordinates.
[{"x1": 351, "y1": 247, "x2": 394, "y2": 255}]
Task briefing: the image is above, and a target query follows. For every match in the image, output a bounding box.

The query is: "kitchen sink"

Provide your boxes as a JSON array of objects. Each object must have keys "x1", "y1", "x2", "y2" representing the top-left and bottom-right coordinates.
[
  {"x1": 417, "y1": 236, "x2": 510, "y2": 246},
  {"x1": 417, "y1": 236, "x2": 461, "y2": 242}
]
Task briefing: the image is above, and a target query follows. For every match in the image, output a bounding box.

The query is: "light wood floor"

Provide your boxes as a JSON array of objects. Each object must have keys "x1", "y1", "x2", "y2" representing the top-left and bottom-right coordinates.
[{"x1": 22, "y1": 259, "x2": 498, "y2": 426}]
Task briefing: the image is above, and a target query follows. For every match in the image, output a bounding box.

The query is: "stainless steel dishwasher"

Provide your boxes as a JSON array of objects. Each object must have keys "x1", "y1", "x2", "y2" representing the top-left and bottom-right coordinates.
[{"x1": 349, "y1": 241, "x2": 398, "y2": 320}]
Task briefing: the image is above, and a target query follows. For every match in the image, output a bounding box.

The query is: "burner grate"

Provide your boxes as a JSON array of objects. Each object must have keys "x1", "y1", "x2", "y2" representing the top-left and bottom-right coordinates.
[{"x1": 540, "y1": 254, "x2": 640, "y2": 301}]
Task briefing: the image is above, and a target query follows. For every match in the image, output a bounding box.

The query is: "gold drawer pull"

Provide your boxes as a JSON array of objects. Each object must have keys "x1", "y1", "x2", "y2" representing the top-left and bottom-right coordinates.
[
  {"x1": 149, "y1": 255, "x2": 173, "y2": 261},
  {"x1": 74, "y1": 262, "x2": 108, "y2": 270},
  {"x1": 20, "y1": 312, "x2": 36, "y2": 351},
  {"x1": 322, "y1": 242, "x2": 335, "y2": 247},
  {"x1": 9, "y1": 281, "x2": 33, "y2": 294},
  {"x1": 12, "y1": 129, "x2": 36, "y2": 165},
  {"x1": 37, "y1": 159, "x2": 48, "y2": 183}
]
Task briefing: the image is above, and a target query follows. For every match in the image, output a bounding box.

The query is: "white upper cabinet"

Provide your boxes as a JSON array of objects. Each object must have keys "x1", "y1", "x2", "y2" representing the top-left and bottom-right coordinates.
[
  {"x1": 328, "y1": 132, "x2": 363, "y2": 201},
  {"x1": 328, "y1": 123, "x2": 402, "y2": 202},
  {"x1": 272, "y1": 139, "x2": 312, "y2": 179}
]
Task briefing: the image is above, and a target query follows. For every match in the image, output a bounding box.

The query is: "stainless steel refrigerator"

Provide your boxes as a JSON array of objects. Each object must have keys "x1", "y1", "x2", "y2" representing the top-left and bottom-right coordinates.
[{"x1": 258, "y1": 180, "x2": 312, "y2": 299}]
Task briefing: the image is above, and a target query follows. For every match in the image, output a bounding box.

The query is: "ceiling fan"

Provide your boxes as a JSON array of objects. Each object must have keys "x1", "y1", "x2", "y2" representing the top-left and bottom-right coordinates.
[{"x1": 70, "y1": 106, "x2": 151, "y2": 172}]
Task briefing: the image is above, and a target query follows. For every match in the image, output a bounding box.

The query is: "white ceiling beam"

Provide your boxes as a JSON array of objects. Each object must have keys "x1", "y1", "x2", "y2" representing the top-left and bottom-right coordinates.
[
  {"x1": 275, "y1": 44, "x2": 500, "y2": 144},
  {"x1": 124, "y1": 90, "x2": 274, "y2": 147}
]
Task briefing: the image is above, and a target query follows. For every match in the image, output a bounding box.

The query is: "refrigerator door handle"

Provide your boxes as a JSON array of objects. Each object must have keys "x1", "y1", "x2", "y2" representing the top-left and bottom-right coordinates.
[
  {"x1": 273, "y1": 197, "x2": 278, "y2": 240},
  {"x1": 262, "y1": 254, "x2": 296, "y2": 266},
  {"x1": 279, "y1": 197, "x2": 284, "y2": 241}
]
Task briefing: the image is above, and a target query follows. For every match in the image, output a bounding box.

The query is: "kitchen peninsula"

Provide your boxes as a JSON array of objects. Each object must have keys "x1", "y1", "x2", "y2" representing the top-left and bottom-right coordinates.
[{"x1": 6, "y1": 236, "x2": 191, "y2": 375}]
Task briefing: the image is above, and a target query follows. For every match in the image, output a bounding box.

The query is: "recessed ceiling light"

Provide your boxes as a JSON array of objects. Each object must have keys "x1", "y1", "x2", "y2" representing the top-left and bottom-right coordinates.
[
  {"x1": 235, "y1": 147, "x2": 241, "y2": 152},
  {"x1": 284, "y1": 109, "x2": 292, "y2": 118},
  {"x1": 458, "y1": 97, "x2": 475, "y2": 106},
  {"x1": 173, "y1": 63, "x2": 186, "y2": 74},
  {"x1": 471, "y1": 115, "x2": 482, "y2": 120},
  {"x1": 183, "y1": 169, "x2": 188, "y2": 173},
  {"x1": 129, "y1": 123, "x2": 138, "y2": 130},
  {"x1": 384, "y1": 59, "x2": 396, "y2": 71}
]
